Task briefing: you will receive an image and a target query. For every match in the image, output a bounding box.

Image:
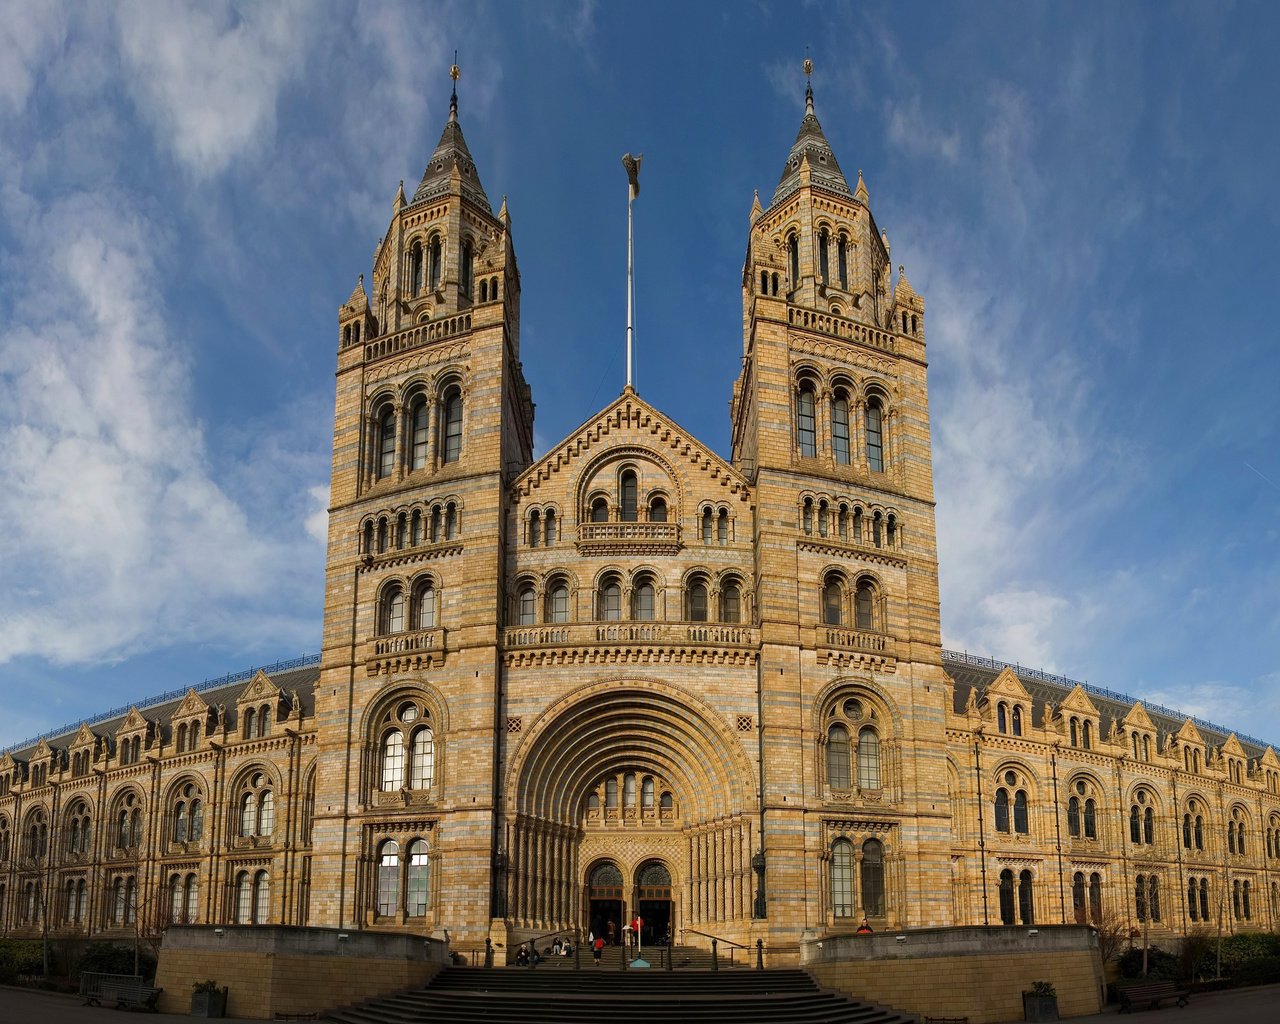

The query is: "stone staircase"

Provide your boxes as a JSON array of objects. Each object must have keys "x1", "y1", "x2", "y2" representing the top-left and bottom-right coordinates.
[{"x1": 325, "y1": 959, "x2": 915, "y2": 1024}]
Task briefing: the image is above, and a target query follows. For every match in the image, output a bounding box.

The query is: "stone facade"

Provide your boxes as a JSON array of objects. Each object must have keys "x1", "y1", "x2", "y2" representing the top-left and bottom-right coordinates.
[{"x1": 2, "y1": 79, "x2": 1279, "y2": 961}]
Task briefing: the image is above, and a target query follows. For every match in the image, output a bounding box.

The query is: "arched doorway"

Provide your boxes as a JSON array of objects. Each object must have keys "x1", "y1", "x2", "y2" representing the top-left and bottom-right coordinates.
[
  {"x1": 635, "y1": 860, "x2": 672, "y2": 947},
  {"x1": 587, "y1": 861, "x2": 624, "y2": 945}
]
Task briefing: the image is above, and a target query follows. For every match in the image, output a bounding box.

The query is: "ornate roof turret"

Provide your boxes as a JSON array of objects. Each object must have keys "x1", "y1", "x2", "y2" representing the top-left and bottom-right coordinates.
[
  {"x1": 412, "y1": 61, "x2": 491, "y2": 212},
  {"x1": 771, "y1": 60, "x2": 851, "y2": 207}
]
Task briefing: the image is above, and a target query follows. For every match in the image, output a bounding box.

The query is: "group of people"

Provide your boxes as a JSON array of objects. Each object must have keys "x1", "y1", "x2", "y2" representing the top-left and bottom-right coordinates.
[
  {"x1": 586, "y1": 914, "x2": 646, "y2": 965},
  {"x1": 514, "y1": 937, "x2": 574, "y2": 967}
]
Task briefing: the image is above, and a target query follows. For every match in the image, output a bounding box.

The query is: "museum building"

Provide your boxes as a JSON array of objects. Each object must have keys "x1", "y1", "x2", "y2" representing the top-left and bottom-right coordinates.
[{"x1": 2, "y1": 76, "x2": 1278, "y2": 957}]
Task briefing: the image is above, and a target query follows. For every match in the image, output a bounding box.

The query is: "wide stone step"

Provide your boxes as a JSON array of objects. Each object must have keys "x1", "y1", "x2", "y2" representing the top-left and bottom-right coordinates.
[{"x1": 326, "y1": 965, "x2": 915, "y2": 1024}]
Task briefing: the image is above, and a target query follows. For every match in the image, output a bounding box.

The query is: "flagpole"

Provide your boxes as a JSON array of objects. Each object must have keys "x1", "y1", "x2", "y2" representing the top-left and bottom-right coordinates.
[{"x1": 622, "y1": 153, "x2": 642, "y2": 391}]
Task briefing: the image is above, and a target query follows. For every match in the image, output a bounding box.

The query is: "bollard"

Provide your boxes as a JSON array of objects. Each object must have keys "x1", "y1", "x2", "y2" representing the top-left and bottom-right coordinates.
[
  {"x1": 574, "y1": 928, "x2": 581, "y2": 970},
  {"x1": 665, "y1": 943, "x2": 672, "y2": 971},
  {"x1": 756, "y1": 937, "x2": 764, "y2": 970},
  {"x1": 711, "y1": 937, "x2": 719, "y2": 971},
  {"x1": 618, "y1": 936, "x2": 626, "y2": 971},
  {"x1": 484, "y1": 937, "x2": 494, "y2": 969}
]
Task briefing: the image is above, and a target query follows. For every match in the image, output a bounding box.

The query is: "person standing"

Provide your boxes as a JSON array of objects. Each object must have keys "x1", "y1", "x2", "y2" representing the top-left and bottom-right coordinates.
[{"x1": 592, "y1": 934, "x2": 604, "y2": 966}]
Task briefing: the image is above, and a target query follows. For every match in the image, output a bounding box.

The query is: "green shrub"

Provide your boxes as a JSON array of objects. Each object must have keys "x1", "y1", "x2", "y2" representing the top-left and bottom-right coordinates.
[
  {"x1": 1117, "y1": 944, "x2": 1179, "y2": 980},
  {"x1": 0, "y1": 939, "x2": 45, "y2": 980},
  {"x1": 1232, "y1": 956, "x2": 1280, "y2": 986},
  {"x1": 1220, "y1": 933, "x2": 1280, "y2": 974},
  {"x1": 75, "y1": 942, "x2": 156, "y2": 981}
]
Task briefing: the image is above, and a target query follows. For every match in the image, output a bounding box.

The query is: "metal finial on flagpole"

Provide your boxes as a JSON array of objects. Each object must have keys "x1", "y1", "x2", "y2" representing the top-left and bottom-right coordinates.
[
  {"x1": 622, "y1": 152, "x2": 642, "y2": 392},
  {"x1": 449, "y1": 53, "x2": 460, "y2": 121}
]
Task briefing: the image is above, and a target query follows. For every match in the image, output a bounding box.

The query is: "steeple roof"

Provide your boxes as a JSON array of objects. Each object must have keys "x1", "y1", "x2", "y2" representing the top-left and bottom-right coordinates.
[
  {"x1": 412, "y1": 85, "x2": 492, "y2": 212},
  {"x1": 771, "y1": 81, "x2": 852, "y2": 208}
]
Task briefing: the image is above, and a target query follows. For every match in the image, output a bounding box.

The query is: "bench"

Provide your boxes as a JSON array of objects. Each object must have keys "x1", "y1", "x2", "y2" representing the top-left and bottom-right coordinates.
[
  {"x1": 85, "y1": 975, "x2": 162, "y2": 1012},
  {"x1": 1118, "y1": 981, "x2": 1190, "y2": 1012}
]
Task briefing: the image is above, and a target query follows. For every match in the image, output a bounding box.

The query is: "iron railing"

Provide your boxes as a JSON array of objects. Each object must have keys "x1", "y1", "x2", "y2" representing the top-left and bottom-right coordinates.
[
  {"x1": 2, "y1": 653, "x2": 321, "y2": 755},
  {"x1": 943, "y1": 649, "x2": 1275, "y2": 752}
]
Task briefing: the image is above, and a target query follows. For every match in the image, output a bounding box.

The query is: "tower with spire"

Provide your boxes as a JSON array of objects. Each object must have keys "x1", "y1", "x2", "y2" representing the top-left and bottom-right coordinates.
[
  {"x1": 730, "y1": 59, "x2": 951, "y2": 939},
  {"x1": 316, "y1": 61, "x2": 533, "y2": 931}
]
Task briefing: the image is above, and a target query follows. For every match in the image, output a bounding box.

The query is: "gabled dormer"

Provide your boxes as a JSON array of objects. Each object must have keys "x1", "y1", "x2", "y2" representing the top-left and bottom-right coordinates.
[
  {"x1": 1173, "y1": 720, "x2": 1207, "y2": 774},
  {"x1": 1221, "y1": 734, "x2": 1248, "y2": 785},
  {"x1": 114, "y1": 707, "x2": 152, "y2": 766},
  {"x1": 1120, "y1": 702, "x2": 1158, "y2": 763},
  {"x1": 236, "y1": 670, "x2": 284, "y2": 742},
  {"x1": 981, "y1": 667, "x2": 1031, "y2": 738},
  {"x1": 0, "y1": 751, "x2": 15, "y2": 796},
  {"x1": 1059, "y1": 685, "x2": 1102, "y2": 751},
  {"x1": 1259, "y1": 747, "x2": 1280, "y2": 795},
  {"x1": 27, "y1": 738, "x2": 55, "y2": 788},
  {"x1": 170, "y1": 688, "x2": 213, "y2": 754},
  {"x1": 68, "y1": 723, "x2": 100, "y2": 778}
]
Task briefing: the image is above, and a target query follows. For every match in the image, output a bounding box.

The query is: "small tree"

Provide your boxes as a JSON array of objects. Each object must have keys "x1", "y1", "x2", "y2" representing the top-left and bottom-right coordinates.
[{"x1": 1092, "y1": 906, "x2": 1128, "y2": 968}]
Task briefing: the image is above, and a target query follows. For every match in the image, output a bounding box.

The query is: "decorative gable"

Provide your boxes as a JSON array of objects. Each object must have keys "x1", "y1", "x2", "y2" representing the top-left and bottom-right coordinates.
[
  {"x1": 1221, "y1": 734, "x2": 1246, "y2": 758},
  {"x1": 984, "y1": 667, "x2": 1031, "y2": 702},
  {"x1": 116, "y1": 707, "x2": 148, "y2": 737},
  {"x1": 1122, "y1": 702, "x2": 1156, "y2": 733},
  {"x1": 173, "y1": 688, "x2": 211, "y2": 720},
  {"x1": 514, "y1": 389, "x2": 751, "y2": 504},
  {"x1": 1176, "y1": 719, "x2": 1205, "y2": 747},
  {"x1": 70, "y1": 723, "x2": 97, "y2": 750},
  {"x1": 237, "y1": 670, "x2": 283, "y2": 706},
  {"x1": 1059, "y1": 684, "x2": 1101, "y2": 718}
]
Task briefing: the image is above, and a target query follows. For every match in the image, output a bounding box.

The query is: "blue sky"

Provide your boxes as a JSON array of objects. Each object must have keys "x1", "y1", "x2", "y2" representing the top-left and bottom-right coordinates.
[{"x1": 1, "y1": 1, "x2": 1277, "y2": 751}]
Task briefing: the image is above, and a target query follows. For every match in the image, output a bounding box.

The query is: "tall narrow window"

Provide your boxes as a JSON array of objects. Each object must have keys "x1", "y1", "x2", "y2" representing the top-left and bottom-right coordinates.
[
  {"x1": 866, "y1": 398, "x2": 884, "y2": 472},
  {"x1": 995, "y1": 789, "x2": 1010, "y2": 833},
  {"x1": 406, "y1": 839, "x2": 430, "y2": 916},
  {"x1": 461, "y1": 239, "x2": 473, "y2": 297},
  {"x1": 717, "y1": 509, "x2": 729, "y2": 543},
  {"x1": 1084, "y1": 799, "x2": 1097, "y2": 839},
  {"x1": 861, "y1": 839, "x2": 885, "y2": 916},
  {"x1": 442, "y1": 388, "x2": 463, "y2": 463},
  {"x1": 788, "y1": 234, "x2": 799, "y2": 288},
  {"x1": 823, "y1": 577, "x2": 843, "y2": 626},
  {"x1": 857, "y1": 727, "x2": 881, "y2": 789},
  {"x1": 1071, "y1": 872, "x2": 1086, "y2": 922},
  {"x1": 548, "y1": 582, "x2": 569, "y2": 623},
  {"x1": 829, "y1": 391, "x2": 849, "y2": 463},
  {"x1": 377, "y1": 841, "x2": 400, "y2": 916},
  {"x1": 1014, "y1": 790, "x2": 1029, "y2": 834},
  {"x1": 831, "y1": 839, "x2": 855, "y2": 918},
  {"x1": 184, "y1": 875, "x2": 198, "y2": 924},
  {"x1": 378, "y1": 406, "x2": 396, "y2": 479},
  {"x1": 797, "y1": 384, "x2": 817, "y2": 457},
  {"x1": 998, "y1": 703, "x2": 1009, "y2": 734},
  {"x1": 544, "y1": 510, "x2": 557, "y2": 544},
  {"x1": 382, "y1": 731, "x2": 405, "y2": 791},
  {"x1": 410, "y1": 728, "x2": 434, "y2": 790},
  {"x1": 687, "y1": 580, "x2": 708, "y2": 622},
  {"x1": 410, "y1": 399, "x2": 429, "y2": 470},
  {"x1": 642, "y1": 777, "x2": 655, "y2": 808},
  {"x1": 599, "y1": 578, "x2": 622, "y2": 621},
  {"x1": 827, "y1": 725, "x2": 851, "y2": 789},
  {"x1": 633, "y1": 579, "x2": 655, "y2": 620},
  {"x1": 818, "y1": 228, "x2": 830, "y2": 284},
  {"x1": 1089, "y1": 873, "x2": 1102, "y2": 923},
  {"x1": 410, "y1": 241, "x2": 424, "y2": 295},
  {"x1": 1067, "y1": 797, "x2": 1081, "y2": 838},
  {"x1": 1012, "y1": 706, "x2": 1023, "y2": 736},
  {"x1": 236, "y1": 872, "x2": 252, "y2": 924},
  {"x1": 854, "y1": 581, "x2": 874, "y2": 630},
  {"x1": 517, "y1": 585, "x2": 536, "y2": 625},
  {"x1": 720, "y1": 582, "x2": 741, "y2": 624},
  {"x1": 254, "y1": 870, "x2": 269, "y2": 924},
  {"x1": 591, "y1": 497, "x2": 609, "y2": 522},
  {"x1": 649, "y1": 498, "x2": 667, "y2": 523},
  {"x1": 1018, "y1": 870, "x2": 1035, "y2": 924},
  {"x1": 837, "y1": 236, "x2": 848, "y2": 289},
  {"x1": 383, "y1": 586, "x2": 405, "y2": 634},
  {"x1": 415, "y1": 582, "x2": 435, "y2": 630},
  {"x1": 998, "y1": 869, "x2": 1015, "y2": 925},
  {"x1": 620, "y1": 471, "x2": 638, "y2": 522},
  {"x1": 428, "y1": 236, "x2": 441, "y2": 291},
  {"x1": 528, "y1": 511, "x2": 541, "y2": 547}
]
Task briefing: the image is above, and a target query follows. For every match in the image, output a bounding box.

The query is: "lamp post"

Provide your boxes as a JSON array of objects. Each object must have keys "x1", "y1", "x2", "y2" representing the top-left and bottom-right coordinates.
[{"x1": 752, "y1": 851, "x2": 767, "y2": 919}]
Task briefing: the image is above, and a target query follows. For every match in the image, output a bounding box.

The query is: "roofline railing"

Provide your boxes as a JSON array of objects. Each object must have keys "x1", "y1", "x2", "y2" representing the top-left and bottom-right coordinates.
[
  {"x1": 2, "y1": 653, "x2": 321, "y2": 756},
  {"x1": 943, "y1": 649, "x2": 1275, "y2": 753}
]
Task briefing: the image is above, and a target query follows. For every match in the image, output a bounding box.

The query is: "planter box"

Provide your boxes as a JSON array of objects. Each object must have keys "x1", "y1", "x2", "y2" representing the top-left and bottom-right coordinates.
[
  {"x1": 1022, "y1": 993, "x2": 1058, "y2": 1022},
  {"x1": 192, "y1": 987, "x2": 228, "y2": 1018}
]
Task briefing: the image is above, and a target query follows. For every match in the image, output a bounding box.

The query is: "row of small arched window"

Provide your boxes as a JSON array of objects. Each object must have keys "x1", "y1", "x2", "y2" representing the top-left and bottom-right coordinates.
[
  {"x1": 821, "y1": 572, "x2": 883, "y2": 632},
  {"x1": 406, "y1": 233, "x2": 496, "y2": 304},
  {"x1": 508, "y1": 572, "x2": 748, "y2": 627},
  {"x1": 363, "y1": 503, "x2": 461, "y2": 555},
  {"x1": 802, "y1": 499, "x2": 899, "y2": 549}
]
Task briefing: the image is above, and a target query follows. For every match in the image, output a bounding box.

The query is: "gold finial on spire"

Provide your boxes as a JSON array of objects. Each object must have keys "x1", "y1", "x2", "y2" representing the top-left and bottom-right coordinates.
[
  {"x1": 448, "y1": 51, "x2": 460, "y2": 122},
  {"x1": 803, "y1": 50, "x2": 814, "y2": 114},
  {"x1": 450, "y1": 51, "x2": 461, "y2": 83}
]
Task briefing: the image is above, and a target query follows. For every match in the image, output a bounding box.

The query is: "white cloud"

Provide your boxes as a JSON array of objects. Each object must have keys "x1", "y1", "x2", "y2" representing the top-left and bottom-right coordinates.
[
  {"x1": 305, "y1": 485, "x2": 330, "y2": 545},
  {"x1": 0, "y1": 2, "x2": 66, "y2": 112},
  {"x1": 115, "y1": 0, "x2": 309, "y2": 177},
  {"x1": 0, "y1": 190, "x2": 311, "y2": 665}
]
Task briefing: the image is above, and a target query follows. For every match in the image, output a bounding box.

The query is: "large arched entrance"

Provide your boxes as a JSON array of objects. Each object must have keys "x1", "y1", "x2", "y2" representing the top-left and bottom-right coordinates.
[
  {"x1": 503, "y1": 680, "x2": 758, "y2": 939},
  {"x1": 634, "y1": 860, "x2": 672, "y2": 946}
]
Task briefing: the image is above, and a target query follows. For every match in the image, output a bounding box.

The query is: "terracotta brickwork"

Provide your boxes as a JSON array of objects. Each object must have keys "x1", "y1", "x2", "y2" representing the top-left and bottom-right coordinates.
[{"x1": 2, "y1": 79, "x2": 1279, "y2": 968}]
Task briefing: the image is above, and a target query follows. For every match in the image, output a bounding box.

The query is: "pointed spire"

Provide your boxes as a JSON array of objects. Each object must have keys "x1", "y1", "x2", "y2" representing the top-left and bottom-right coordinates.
[
  {"x1": 771, "y1": 56, "x2": 851, "y2": 207},
  {"x1": 394, "y1": 179, "x2": 406, "y2": 210},
  {"x1": 749, "y1": 189, "x2": 763, "y2": 223},
  {"x1": 854, "y1": 168, "x2": 869, "y2": 205},
  {"x1": 412, "y1": 57, "x2": 492, "y2": 211},
  {"x1": 498, "y1": 195, "x2": 510, "y2": 226}
]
